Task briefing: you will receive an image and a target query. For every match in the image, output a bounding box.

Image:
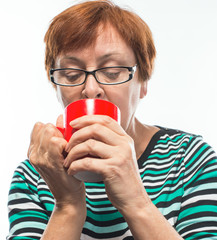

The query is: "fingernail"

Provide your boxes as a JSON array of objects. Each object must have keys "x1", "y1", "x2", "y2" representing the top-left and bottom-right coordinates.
[
  {"x1": 63, "y1": 159, "x2": 68, "y2": 168},
  {"x1": 70, "y1": 119, "x2": 78, "y2": 126}
]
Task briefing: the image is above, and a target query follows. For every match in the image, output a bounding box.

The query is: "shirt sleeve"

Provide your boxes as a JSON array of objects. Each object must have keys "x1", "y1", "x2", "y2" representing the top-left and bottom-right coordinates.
[
  {"x1": 176, "y1": 135, "x2": 217, "y2": 239},
  {"x1": 7, "y1": 160, "x2": 49, "y2": 240}
]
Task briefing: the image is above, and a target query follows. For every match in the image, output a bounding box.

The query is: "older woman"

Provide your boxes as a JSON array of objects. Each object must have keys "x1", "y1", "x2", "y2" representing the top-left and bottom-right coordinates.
[{"x1": 7, "y1": 1, "x2": 217, "y2": 239}]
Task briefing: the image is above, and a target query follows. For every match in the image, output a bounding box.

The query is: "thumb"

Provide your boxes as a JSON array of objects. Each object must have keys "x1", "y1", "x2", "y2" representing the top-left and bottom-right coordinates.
[
  {"x1": 56, "y1": 114, "x2": 64, "y2": 128},
  {"x1": 56, "y1": 114, "x2": 65, "y2": 136}
]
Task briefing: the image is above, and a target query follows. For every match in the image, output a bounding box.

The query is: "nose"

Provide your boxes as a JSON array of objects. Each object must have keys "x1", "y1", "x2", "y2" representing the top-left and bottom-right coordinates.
[{"x1": 81, "y1": 74, "x2": 104, "y2": 99}]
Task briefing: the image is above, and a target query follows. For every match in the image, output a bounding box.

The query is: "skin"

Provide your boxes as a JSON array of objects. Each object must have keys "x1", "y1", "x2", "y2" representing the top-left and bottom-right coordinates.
[{"x1": 28, "y1": 24, "x2": 183, "y2": 239}]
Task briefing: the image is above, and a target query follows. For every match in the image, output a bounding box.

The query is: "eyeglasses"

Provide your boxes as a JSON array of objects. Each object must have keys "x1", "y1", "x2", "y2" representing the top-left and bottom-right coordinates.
[{"x1": 49, "y1": 65, "x2": 137, "y2": 87}]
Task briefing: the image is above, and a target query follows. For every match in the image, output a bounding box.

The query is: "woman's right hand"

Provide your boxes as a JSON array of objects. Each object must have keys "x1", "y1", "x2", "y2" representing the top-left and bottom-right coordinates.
[{"x1": 27, "y1": 115, "x2": 86, "y2": 213}]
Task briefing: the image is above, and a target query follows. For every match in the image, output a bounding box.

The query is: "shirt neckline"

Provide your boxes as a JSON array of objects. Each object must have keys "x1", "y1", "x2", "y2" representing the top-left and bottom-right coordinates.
[{"x1": 137, "y1": 126, "x2": 174, "y2": 168}]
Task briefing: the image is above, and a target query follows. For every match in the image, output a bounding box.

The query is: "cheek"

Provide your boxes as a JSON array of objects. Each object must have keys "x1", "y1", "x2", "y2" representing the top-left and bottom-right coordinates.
[
  {"x1": 106, "y1": 86, "x2": 138, "y2": 129},
  {"x1": 119, "y1": 84, "x2": 142, "y2": 127},
  {"x1": 56, "y1": 86, "x2": 81, "y2": 108}
]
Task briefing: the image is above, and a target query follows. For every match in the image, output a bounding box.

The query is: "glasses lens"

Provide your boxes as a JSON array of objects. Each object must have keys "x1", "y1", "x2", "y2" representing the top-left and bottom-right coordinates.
[
  {"x1": 53, "y1": 69, "x2": 85, "y2": 85},
  {"x1": 96, "y1": 67, "x2": 129, "y2": 84}
]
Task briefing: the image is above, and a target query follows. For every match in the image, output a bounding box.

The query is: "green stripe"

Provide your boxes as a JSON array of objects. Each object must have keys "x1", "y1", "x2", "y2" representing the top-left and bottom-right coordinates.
[
  {"x1": 86, "y1": 198, "x2": 111, "y2": 206},
  {"x1": 157, "y1": 134, "x2": 186, "y2": 144},
  {"x1": 10, "y1": 181, "x2": 37, "y2": 193},
  {"x1": 151, "y1": 186, "x2": 184, "y2": 205},
  {"x1": 10, "y1": 220, "x2": 47, "y2": 234},
  {"x1": 9, "y1": 210, "x2": 48, "y2": 223},
  {"x1": 85, "y1": 182, "x2": 105, "y2": 187},
  {"x1": 87, "y1": 209, "x2": 123, "y2": 221},
  {"x1": 179, "y1": 205, "x2": 217, "y2": 219},
  {"x1": 185, "y1": 144, "x2": 208, "y2": 169}
]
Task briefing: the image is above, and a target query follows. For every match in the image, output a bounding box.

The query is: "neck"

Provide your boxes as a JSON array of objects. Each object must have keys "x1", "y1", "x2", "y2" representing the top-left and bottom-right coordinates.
[{"x1": 126, "y1": 117, "x2": 159, "y2": 159}]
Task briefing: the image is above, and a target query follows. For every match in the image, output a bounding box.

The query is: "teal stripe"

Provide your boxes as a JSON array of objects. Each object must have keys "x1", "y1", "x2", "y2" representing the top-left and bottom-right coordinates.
[
  {"x1": 154, "y1": 138, "x2": 189, "y2": 149},
  {"x1": 86, "y1": 203, "x2": 116, "y2": 212},
  {"x1": 141, "y1": 158, "x2": 183, "y2": 177},
  {"x1": 8, "y1": 192, "x2": 39, "y2": 202},
  {"x1": 185, "y1": 161, "x2": 217, "y2": 186},
  {"x1": 184, "y1": 231, "x2": 217, "y2": 239},
  {"x1": 85, "y1": 188, "x2": 106, "y2": 193},
  {"x1": 86, "y1": 198, "x2": 111, "y2": 206},
  {"x1": 38, "y1": 190, "x2": 53, "y2": 197},
  {"x1": 10, "y1": 181, "x2": 37, "y2": 193},
  {"x1": 177, "y1": 216, "x2": 217, "y2": 233},
  {"x1": 145, "y1": 171, "x2": 185, "y2": 193},
  {"x1": 87, "y1": 209, "x2": 123, "y2": 221},
  {"x1": 10, "y1": 220, "x2": 47, "y2": 235},
  {"x1": 184, "y1": 136, "x2": 200, "y2": 156},
  {"x1": 157, "y1": 134, "x2": 186, "y2": 144},
  {"x1": 7, "y1": 237, "x2": 35, "y2": 240},
  {"x1": 23, "y1": 159, "x2": 38, "y2": 173},
  {"x1": 85, "y1": 182, "x2": 105, "y2": 187},
  {"x1": 179, "y1": 205, "x2": 217, "y2": 219},
  {"x1": 21, "y1": 160, "x2": 38, "y2": 177},
  {"x1": 151, "y1": 186, "x2": 184, "y2": 205},
  {"x1": 148, "y1": 148, "x2": 186, "y2": 160},
  {"x1": 185, "y1": 145, "x2": 212, "y2": 171},
  {"x1": 184, "y1": 182, "x2": 217, "y2": 195},
  {"x1": 9, "y1": 210, "x2": 48, "y2": 223},
  {"x1": 43, "y1": 202, "x2": 54, "y2": 212},
  {"x1": 158, "y1": 202, "x2": 181, "y2": 216}
]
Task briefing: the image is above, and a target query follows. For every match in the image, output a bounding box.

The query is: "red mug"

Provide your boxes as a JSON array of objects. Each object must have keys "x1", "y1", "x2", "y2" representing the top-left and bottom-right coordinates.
[{"x1": 57, "y1": 99, "x2": 120, "y2": 182}]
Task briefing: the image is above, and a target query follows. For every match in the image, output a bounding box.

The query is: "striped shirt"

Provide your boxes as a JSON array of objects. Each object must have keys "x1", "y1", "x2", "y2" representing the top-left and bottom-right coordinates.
[{"x1": 7, "y1": 127, "x2": 217, "y2": 239}]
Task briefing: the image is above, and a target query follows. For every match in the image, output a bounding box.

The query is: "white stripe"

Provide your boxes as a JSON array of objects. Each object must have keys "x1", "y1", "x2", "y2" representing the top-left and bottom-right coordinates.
[
  {"x1": 160, "y1": 133, "x2": 182, "y2": 140},
  {"x1": 142, "y1": 166, "x2": 185, "y2": 187},
  {"x1": 185, "y1": 152, "x2": 216, "y2": 182},
  {"x1": 8, "y1": 202, "x2": 42, "y2": 212},
  {"x1": 7, "y1": 232, "x2": 42, "y2": 239},
  {"x1": 86, "y1": 193, "x2": 108, "y2": 200},
  {"x1": 139, "y1": 153, "x2": 184, "y2": 173},
  {"x1": 184, "y1": 140, "x2": 202, "y2": 163},
  {"x1": 182, "y1": 194, "x2": 217, "y2": 207},
  {"x1": 153, "y1": 138, "x2": 189, "y2": 153},
  {"x1": 182, "y1": 226, "x2": 217, "y2": 238},
  {"x1": 15, "y1": 168, "x2": 38, "y2": 186}
]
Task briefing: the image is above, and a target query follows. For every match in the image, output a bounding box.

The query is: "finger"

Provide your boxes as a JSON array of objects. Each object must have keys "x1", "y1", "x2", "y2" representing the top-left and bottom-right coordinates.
[
  {"x1": 28, "y1": 123, "x2": 66, "y2": 163},
  {"x1": 27, "y1": 122, "x2": 44, "y2": 158},
  {"x1": 38, "y1": 123, "x2": 66, "y2": 153},
  {"x1": 70, "y1": 115, "x2": 125, "y2": 135},
  {"x1": 64, "y1": 139, "x2": 113, "y2": 168},
  {"x1": 56, "y1": 114, "x2": 64, "y2": 129},
  {"x1": 47, "y1": 136, "x2": 67, "y2": 164},
  {"x1": 66, "y1": 123, "x2": 124, "y2": 152},
  {"x1": 67, "y1": 155, "x2": 108, "y2": 176}
]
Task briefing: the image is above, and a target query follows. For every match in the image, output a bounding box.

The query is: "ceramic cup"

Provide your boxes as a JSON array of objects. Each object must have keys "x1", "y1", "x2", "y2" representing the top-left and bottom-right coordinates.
[{"x1": 57, "y1": 99, "x2": 120, "y2": 182}]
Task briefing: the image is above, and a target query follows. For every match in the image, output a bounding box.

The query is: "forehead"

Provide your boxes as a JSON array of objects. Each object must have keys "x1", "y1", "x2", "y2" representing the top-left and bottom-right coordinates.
[{"x1": 57, "y1": 24, "x2": 136, "y2": 65}]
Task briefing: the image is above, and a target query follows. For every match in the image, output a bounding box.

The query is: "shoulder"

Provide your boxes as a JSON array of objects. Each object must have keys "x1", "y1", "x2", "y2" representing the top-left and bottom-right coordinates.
[
  {"x1": 153, "y1": 126, "x2": 217, "y2": 169},
  {"x1": 141, "y1": 126, "x2": 217, "y2": 165},
  {"x1": 10, "y1": 159, "x2": 40, "y2": 194},
  {"x1": 154, "y1": 126, "x2": 209, "y2": 151}
]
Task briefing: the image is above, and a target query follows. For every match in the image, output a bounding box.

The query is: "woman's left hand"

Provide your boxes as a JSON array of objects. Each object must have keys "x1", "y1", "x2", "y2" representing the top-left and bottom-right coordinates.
[{"x1": 63, "y1": 115, "x2": 149, "y2": 214}]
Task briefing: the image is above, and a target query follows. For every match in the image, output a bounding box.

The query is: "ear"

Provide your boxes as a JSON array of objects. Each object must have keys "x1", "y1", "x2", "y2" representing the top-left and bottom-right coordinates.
[{"x1": 140, "y1": 81, "x2": 148, "y2": 99}]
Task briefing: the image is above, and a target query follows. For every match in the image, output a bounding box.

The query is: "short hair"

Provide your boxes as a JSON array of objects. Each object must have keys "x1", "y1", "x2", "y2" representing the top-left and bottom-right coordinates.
[{"x1": 44, "y1": 0, "x2": 156, "y2": 82}]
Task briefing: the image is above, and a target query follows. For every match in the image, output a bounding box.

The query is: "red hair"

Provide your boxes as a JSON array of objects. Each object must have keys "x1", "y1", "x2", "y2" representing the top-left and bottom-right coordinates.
[{"x1": 44, "y1": 0, "x2": 156, "y2": 82}]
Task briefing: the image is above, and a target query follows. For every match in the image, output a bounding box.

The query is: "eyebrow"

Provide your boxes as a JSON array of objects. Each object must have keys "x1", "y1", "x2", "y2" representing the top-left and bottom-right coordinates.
[
  {"x1": 61, "y1": 56, "x2": 84, "y2": 64},
  {"x1": 58, "y1": 52, "x2": 127, "y2": 68},
  {"x1": 97, "y1": 53, "x2": 121, "y2": 61}
]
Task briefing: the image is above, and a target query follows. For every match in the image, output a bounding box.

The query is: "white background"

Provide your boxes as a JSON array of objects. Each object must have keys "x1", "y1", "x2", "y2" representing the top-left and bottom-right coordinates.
[{"x1": 0, "y1": 0, "x2": 217, "y2": 238}]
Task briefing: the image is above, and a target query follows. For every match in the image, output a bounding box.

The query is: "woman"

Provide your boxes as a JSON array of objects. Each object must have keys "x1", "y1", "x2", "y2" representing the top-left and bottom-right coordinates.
[{"x1": 7, "y1": 0, "x2": 217, "y2": 239}]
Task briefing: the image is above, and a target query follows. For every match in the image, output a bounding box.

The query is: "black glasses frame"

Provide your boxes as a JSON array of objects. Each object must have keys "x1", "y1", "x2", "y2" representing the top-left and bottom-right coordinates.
[{"x1": 49, "y1": 65, "x2": 137, "y2": 87}]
